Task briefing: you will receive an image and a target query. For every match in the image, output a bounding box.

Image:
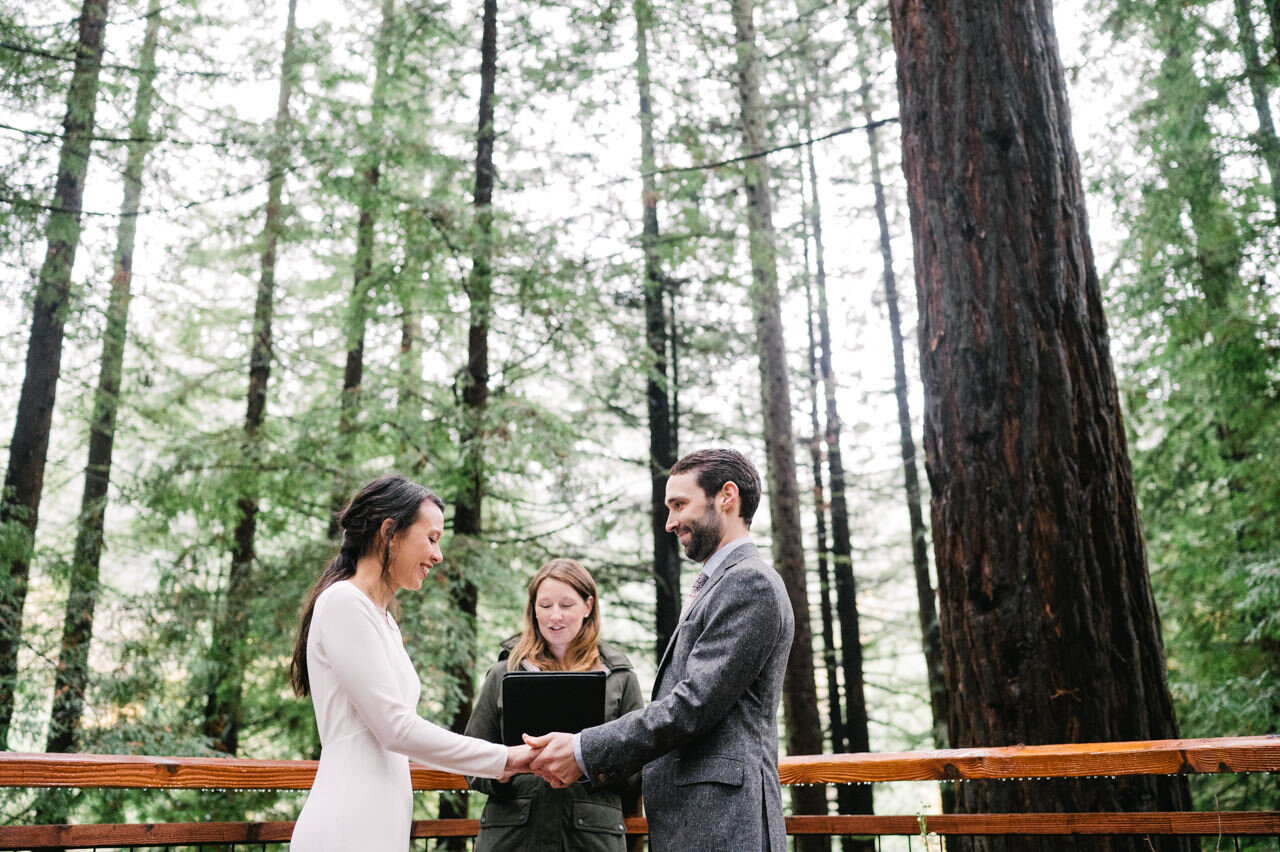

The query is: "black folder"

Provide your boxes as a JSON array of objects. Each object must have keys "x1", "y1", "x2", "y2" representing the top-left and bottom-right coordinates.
[{"x1": 501, "y1": 670, "x2": 606, "y2": 746}]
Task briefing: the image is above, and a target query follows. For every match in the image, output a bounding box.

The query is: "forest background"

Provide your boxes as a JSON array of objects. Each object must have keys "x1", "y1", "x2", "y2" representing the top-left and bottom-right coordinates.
[{"x1": 0, "y1": 0, "x2": 1277, "y2": 848}]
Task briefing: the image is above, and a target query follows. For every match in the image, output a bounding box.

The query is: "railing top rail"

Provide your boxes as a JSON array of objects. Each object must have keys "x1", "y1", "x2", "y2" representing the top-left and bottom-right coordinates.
[
  {"x1": 776, "y1": 734, "x2": 1280, "y2": 785},
  {"x1": 0, "y1": 751, "x2": 464, "y2": 791},
  {"x1": 1, "y1": 735, "x2": 1276, "y2": 791}
]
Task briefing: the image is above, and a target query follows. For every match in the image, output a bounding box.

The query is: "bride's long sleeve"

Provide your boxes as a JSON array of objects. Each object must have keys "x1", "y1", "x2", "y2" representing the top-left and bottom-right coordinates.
[{"x1": 312, "y1": 585, "x2": 507, "y2": 779}]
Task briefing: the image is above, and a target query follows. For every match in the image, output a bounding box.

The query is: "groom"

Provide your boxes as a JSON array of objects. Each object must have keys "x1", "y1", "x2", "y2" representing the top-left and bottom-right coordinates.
[{"x1": 527, "y1": 448, "x2": 793, "y2": 851}]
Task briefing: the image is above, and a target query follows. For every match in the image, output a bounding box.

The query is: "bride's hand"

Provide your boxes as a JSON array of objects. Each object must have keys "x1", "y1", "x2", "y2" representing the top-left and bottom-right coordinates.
[{"x1": 498, "y1": 743, "x2": 535, "y2": 782}]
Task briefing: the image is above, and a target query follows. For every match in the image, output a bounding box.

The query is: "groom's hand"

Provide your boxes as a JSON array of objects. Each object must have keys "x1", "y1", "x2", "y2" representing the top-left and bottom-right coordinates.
[{"x1": 524, "y1": 732, "x2": 582, "y2": 788}]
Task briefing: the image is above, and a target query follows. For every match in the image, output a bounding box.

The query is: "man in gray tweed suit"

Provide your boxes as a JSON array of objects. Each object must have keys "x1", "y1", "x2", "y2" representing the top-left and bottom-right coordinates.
[{"x1": 527, "y1": 448, "x2": 793, "y2": 851}]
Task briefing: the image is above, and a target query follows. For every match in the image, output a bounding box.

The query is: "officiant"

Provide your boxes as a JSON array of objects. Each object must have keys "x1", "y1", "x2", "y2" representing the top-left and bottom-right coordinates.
[{"x1": 465, "y1": 558, "x2": 644, "y2": 852}]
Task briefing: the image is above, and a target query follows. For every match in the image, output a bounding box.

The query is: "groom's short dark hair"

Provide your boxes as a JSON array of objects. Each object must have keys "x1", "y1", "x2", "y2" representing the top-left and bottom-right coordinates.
[{"x1": 670, "y1": 448, "x2": 761, "y2": 527}]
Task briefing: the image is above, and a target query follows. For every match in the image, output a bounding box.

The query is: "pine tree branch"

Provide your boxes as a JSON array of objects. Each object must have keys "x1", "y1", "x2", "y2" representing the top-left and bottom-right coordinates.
[{"x1": 0, "y1": 40, "x2": 232, "y2": 78}]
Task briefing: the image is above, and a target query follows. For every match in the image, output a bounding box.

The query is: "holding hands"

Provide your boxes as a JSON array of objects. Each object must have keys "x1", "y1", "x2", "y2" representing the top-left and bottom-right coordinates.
[
  {"x1": 498, "y1": 732, "x2": 582, "y2": 787},
  {"x1": 499, "y1": 744, "x2": 536, "y2": 782}
]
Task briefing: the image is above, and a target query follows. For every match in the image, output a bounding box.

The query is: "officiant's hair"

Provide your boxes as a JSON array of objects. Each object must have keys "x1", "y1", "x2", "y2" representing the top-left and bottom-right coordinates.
[
  {"x1": 290, "y1": 474, "x2": 445, "y2": 697},
  {"x1": 507, "y1": 558, "x2": 602, "y2": 673},
  {"x1": 671, "y1": 448, "x2": 761, "y2": 526}
]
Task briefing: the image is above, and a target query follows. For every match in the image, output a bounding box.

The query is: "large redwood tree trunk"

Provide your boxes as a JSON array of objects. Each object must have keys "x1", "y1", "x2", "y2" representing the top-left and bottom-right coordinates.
[{"x1": 888, "y1": 2, "x2": 1192, "y2": 847}]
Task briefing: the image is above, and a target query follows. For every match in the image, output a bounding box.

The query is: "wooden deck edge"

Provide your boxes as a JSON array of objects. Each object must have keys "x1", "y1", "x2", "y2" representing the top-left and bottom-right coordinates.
[
  {"x1": 2, "y1": 812, "x2": 1277, "y2": 848},
  {"x1": 2, "y1": 735, "x2": 1277, "y2": 790}
]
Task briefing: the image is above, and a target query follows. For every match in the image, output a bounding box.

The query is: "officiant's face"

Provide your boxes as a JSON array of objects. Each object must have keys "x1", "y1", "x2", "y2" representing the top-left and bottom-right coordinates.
[{"x1": 535, "y1": 577, "x2": 593, "y2": 660}]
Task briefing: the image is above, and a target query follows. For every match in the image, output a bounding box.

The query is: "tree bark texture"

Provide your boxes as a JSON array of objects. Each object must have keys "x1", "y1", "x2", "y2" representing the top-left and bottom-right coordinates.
[
  {"x1": 888, "y1": 2, "x2": 1192, "y2": 847},
  {"x1": 203, "y1": 0, "x2": 298, "y2": 757},
  {"x1": 633, "y1": 0, "x2": 681, "y2": 664},
  {"x1": 729, "y1": 0, "x2": 827, "y2": 838},
  {"x1": 439, "y1": 0, "x2": 497, "y2": 834},
  {"x1": 0, "y1": 0, "x2": 110, "y2": 751},
  {"x1": 44, "y1": 0, "x2": 162, "y2": 761}
]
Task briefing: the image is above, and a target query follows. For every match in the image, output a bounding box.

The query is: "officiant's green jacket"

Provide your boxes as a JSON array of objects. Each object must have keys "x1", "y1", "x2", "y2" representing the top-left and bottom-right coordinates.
[{"x1": 465, "y1": 638, "x2": 644, "y2": 852}]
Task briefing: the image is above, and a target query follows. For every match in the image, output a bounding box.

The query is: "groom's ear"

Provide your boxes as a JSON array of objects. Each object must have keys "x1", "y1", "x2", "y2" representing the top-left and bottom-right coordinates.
[{"x1": 718, "y1": 481, "x2": 740, "y2": 514}]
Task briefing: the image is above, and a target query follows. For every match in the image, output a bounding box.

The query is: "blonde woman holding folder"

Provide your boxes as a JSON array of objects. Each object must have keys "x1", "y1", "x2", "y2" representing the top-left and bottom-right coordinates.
[{"x1": 466, "y1": 558, "x2": 644, "y2": 851}]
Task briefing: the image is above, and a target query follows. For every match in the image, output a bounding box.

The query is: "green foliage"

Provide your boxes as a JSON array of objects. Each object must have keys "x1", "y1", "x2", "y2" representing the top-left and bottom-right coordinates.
[{"x1": 1100, "y1": 0, "x2": 1280, "y2": 815}]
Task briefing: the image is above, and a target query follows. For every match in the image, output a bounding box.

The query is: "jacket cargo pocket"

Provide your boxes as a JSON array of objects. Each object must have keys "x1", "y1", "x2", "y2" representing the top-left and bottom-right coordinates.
[
  {"x1": 673, "y1": 754, "x2": 744, "y2": 787},
  {"x1": 571, "y1": 799, "x2": 626, "y2": 836},
  {"x1": 479, "y1": 795, "x2": 532, "y2": 827}
]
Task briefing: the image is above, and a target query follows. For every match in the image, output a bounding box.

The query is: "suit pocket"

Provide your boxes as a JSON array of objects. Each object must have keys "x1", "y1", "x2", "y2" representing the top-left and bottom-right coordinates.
[
  {"x1": 571, "y1": 800, "x2": 626, "y2": 836},
  {"x1": 673, "y1": 754, "x2": 744, "y2": 787}
]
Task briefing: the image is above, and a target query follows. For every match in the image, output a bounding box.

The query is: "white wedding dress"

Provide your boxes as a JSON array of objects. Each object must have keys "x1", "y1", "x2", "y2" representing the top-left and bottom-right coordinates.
[{"x1": 291, "y1": 580, "x2": 507, "y2": 851}]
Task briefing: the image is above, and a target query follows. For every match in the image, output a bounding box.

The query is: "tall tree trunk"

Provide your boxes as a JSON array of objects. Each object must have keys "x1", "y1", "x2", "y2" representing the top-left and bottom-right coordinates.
[
  {"x1": 43, "y1": 0, "x2": 161, "y2": 763},
  {"x1": 1268, "y1": 0, "x2": 1280, "y2": 68},
  {"x1": 859, "y1": 89, "x2": 948, "y2": 755},
  {"x1": 799, "y1": 147, "x2": 844, "y2": 762},
  {"x1": 801, "y1": 99, "x2": 872, "y2": 848},
  {"x1": 1154, "y1": 13, "x2": 1243, "y2": 316},
  {"x1": 395, "y1": 242, "x2": 424, "y2": 474},
  {"x1": 329, "y1": 0, "x2": 396, "y2": 534},
  {"x1": 633, "y1": 0, "x2": 681, "y2": 663},
  {"x1": 861, "y1": 82, "x2": 954, "y2": 817},
  {"x1": 439, "y1": 0, "x2": 497, "y2": 838},
  {"x1": 202, "y1": 0, "x2": 298, "y2": 757},
  {"x1": 729, "y1": 0, "x2": 827, "y2": 842},
  {"x1": 1147, "y1": 9, "x2": 1256, "y2": 472},
  {"x1": 1233, "y1": 0, "x2": 1280, "y2": 222},
  {"x1": 888, "y1": 2, "x2": 1193, "y2": 848},
  {"x1": 0, "y1": 0, "x2": 110, "y2": 751}
]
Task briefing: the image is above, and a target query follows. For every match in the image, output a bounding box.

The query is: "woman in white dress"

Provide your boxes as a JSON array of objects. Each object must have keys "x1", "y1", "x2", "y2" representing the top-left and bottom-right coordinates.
[{"x1": 289, "y1": 474, "x2": 533, "y2": 851}]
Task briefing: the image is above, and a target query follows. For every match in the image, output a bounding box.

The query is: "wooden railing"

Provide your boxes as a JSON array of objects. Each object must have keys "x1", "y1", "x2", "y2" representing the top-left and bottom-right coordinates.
[{"x1": 1, "y1": 735, "x2": 1278, "y2": 848}]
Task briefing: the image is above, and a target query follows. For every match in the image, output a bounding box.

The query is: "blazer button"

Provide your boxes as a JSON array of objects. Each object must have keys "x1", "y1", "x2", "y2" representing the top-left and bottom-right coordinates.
[
  {"x1": 597, "y1": 773, "x2": 607, "y2": 782},
  {"x1": 577, "y1": 818, "x2": 584, "y2": 825}
]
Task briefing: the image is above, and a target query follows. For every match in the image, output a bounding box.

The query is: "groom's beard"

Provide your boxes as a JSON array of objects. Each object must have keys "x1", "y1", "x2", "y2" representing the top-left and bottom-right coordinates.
[{"x1": 682, "y1": 505, "x2": 723, "y2": 563}]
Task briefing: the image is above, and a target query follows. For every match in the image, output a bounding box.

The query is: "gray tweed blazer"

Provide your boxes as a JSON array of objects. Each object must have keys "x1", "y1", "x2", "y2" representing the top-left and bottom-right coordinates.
[{"x1": 579, "y1": 541, "x2": 793, "y2": 851}]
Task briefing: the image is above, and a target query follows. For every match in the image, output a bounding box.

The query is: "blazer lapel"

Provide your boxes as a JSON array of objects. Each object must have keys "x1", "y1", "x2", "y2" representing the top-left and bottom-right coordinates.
[
  {"x1": 652, "y1": 542, "x2": 758, "y2": 691},
  {"x1": 681, "y1": 541, "x2": 755, "y2": 622}
]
